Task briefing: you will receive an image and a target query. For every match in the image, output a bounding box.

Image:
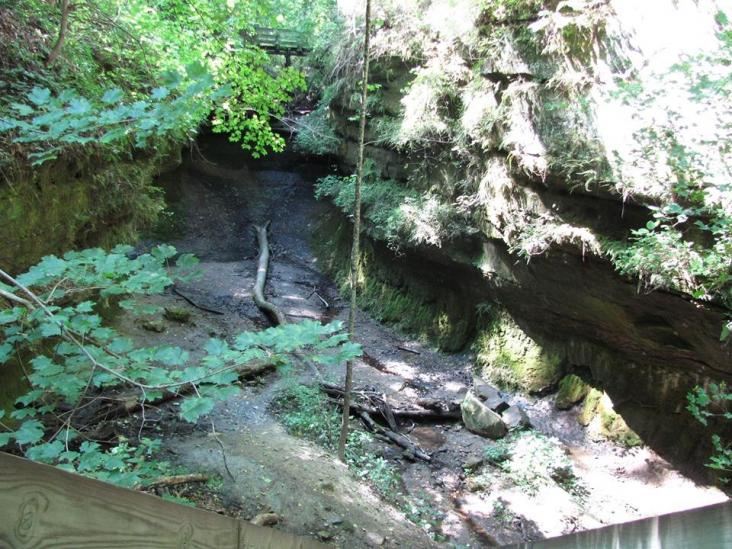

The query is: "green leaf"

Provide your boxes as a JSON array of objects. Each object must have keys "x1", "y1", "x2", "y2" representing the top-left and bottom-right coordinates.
[
  {"x1": 26, "y1": 440, "x2": 64, "y2": 463},
  {"x1": 0, "y1": 432, "x2": 11, "y2": 447},
  {"x1": 204, "y1": 338, "x2": 227, "y2": 357},
  {"x1": 14, "y1": 420, "x2": 45, "y2": 445},
  {"x1": 101, "y1": 88, "x2": 124, "y2": 104},
  {"x1": 180, "y1": 396, "x2": 215, "y2": 422},
  {"x1": 151, "y1": 86, "x2": 169, "y2": 100},
  {"x1": 154, "y1": 347, "x2": 188, "y2": 366},
  {"x1": 10, "y1": 102, "x2": 33, "y2": 116},
  {"x1": 27, "y1": 87, "x2": 51, "y2": 106},
  {"x1": 39, "y1": 322, "x2": 62, "y2": 337},
  {"x1": 0, "y1": 308, "x2": 22, "y2": 325}
]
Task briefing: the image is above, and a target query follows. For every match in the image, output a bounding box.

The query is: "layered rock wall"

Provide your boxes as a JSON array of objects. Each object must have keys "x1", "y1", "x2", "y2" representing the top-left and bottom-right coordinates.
[{"x1": 315, "y1": 0, "x2": 732, "y2": 473}]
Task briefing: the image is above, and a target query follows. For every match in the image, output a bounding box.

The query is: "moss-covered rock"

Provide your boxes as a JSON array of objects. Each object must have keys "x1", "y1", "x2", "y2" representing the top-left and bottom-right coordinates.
[
  {"x1": 580, "y1": 389, "x2": 642, "y2": 447},
  {"x1": 555, "y1": 374, "x2": 590, "y2": 410},
  {"x1": 474, "y1": 308, "x2": 563, "y2": 393},
  {"x1": 164, "y1": 306, "x2": 192, "y2": 323}
]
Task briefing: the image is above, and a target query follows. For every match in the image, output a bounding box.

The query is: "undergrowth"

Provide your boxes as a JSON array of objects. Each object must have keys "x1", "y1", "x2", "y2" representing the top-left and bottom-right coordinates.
[
  {"x1": 273, "y1": 383, "x2": 447, "y2": 540},
  {"x1": 482, "y1": 430, "x2": 585, "y2": 498}
]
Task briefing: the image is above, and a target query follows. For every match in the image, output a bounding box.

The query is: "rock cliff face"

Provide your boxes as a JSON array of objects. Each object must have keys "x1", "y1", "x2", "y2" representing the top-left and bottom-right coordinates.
[{"x1": 312, "y1": 0, "x2": 732, "y2": 473}]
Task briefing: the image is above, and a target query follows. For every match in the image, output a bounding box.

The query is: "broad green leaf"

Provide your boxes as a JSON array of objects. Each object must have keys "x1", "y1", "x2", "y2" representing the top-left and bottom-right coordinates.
[
  {"x1": 101, "y1": 88, "x2": 124, "y2": 104},
  {"x1": 27, "y1": 87, "x2": 51, "y2": 106},
  {"x1": 155, "y1": 347, "x2": 188, "y2": 366},
  {"x1": 180, "y1": 396, "x2": 215, "y2": 422},
  {"x1": 15, "y1": 419, "x2": 45, "y2": 445},
  {"x1": 26, "y1": 440, "x2": 64, "y2": 463},
  {"x1": 10, "y1": 102, "x2": 33, "y2": 116}
]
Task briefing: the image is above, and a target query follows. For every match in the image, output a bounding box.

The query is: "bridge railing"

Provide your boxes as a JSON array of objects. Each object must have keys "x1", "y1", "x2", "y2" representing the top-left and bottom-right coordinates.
[
  {"x1": 241, "y1": 26, "x2": 309, "y2": 56},
  {"x1": 506, "y1": 499, "x2": 732, "y2": 549},
  {"x1": 0, "y1": 452, "x2": 326, "y2": 549}
]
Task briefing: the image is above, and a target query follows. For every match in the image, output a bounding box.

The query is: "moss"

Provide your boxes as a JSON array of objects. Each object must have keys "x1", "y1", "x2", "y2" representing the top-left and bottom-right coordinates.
[
  {"x1": 0, "y1": 147, "x2": 175, "y2": 275},
  {"x1": 555, "y1": 374, "x2": 590, "y2": 409},
  {"x1": 474, "y1": 308, "x2": 563, "y2": 393},
  {"x1": 164, "y1": 306, "x2": 192, "y2": 323},
  {"x1": 312, "y1": 211, "x2": 472, "y2": 351},
  {"x1": 580, "y1": 388, "x2": 642, "y2": 447}
]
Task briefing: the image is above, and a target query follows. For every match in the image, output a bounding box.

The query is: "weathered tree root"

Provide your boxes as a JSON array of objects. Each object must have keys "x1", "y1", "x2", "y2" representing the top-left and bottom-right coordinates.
[{"x1": 253, "y1": 222, "x2": 288, "y2": 326}]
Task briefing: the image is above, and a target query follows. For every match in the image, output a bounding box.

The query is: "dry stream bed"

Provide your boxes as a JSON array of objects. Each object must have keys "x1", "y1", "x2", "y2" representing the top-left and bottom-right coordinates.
[{"x1": 115, "y1": 138, "x2": 726, "y2": 547}]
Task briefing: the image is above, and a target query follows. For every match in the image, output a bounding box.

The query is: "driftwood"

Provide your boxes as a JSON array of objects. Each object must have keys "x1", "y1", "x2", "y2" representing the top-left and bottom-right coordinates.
[
  {"x1": 321, "y1": 383, "x2": 461, "y2": 422},
  {"x1": 397, "y1": 345, "x2": 421, "y2": 355},
  {"x1": 253, "y1": 222, "x2": 288, "y2": 326},
  {"x1": 357, "y1": 410, "x2": 431, "y2": 462},
  {"x1": 141, "y1": 473, "x2": 209, "y2": 490},
  {"x1": 320, "y1": 383, "x2": 463, "y2": 462}
]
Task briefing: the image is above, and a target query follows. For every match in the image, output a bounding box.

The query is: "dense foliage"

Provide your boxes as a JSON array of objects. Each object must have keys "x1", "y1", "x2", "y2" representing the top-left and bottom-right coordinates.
[
  {"x1": 0, "y1": 246, "x2": 360, "y2": 486},
  {"x1": 0, "y1": 0, "x2": 316, "y2": 165},
  {"x1": 606, "y1": 11, "x2": 732, "y2": 333}
]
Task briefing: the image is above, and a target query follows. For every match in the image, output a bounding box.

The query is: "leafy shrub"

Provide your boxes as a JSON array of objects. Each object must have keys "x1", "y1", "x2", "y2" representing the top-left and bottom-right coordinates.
[
  {"x1": 315, "y1": 165, "x2": 467, "y2": 249},
  {"x1": 273, "y1": 384, "x2": 400, "y2": 497},
  {"x1": 483, "y1": 431, "x2": 578, "y2": 495},
  {"x1": 0, "y1": 245, "x2": 360, "y2": 486},
  {"x1": 293, "y1": 107, "x2": 340, "y2": 155},
  {"x1": 688, "y1": 383, "x2": 732, "y2": 478}
]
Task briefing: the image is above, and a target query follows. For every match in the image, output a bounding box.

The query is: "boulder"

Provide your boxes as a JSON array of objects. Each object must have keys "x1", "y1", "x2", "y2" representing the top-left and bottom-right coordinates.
[
  {"x1": 461, "y1": 391, "x2": 507, "y2": 438},
  {"x1": 501, "y1": 404, "x2": 531, "y2": 430},
  {"x1": 472, "y1": 379, "x2": 510, "y2": 412}
]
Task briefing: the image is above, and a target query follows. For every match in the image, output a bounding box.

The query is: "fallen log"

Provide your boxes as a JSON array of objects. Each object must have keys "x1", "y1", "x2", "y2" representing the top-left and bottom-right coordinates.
[
  {"x1": 253, "y1": 222, "x2": 288, "y2": 326},
  {"x1": 140, "y1": 473, "x2": 209, "y2": 490},
  {"x1": 321, "y1": 383, "x2": 461, "y2": 422},
  {"x1": 357, "y1": 411, "x2": 431, "y2": 462},
  {"x1": 89, "y1": 361, "x2": 275, "y2": 424}
]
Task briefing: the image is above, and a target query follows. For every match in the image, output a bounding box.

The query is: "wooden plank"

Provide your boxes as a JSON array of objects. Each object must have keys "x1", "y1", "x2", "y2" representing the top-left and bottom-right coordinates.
[
  {"x1": 508, "y1": 500, "x2": 732, "y2": 549},
  {"x1": 0, "y1": 452, "x2": 328, "y2": 549}
]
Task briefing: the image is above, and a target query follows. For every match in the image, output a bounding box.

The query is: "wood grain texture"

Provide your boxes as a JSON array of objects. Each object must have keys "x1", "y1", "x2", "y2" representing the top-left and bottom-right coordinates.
[
  {"x1": 510, "y1": 500, "x2": 732, "y2": 549},
  {"x1": 0, "y1": 452, "x2": 327, "y2": 549}
]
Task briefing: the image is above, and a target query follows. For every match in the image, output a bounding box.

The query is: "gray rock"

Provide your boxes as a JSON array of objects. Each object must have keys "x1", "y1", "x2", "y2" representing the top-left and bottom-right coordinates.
[
  {"x1": 473, "y1": 379, "x2": 509, "y2": 412},
  {"x1": 463, "y1": 455, "x2": 484, "y2": 471},
  {"x1": 461, "y1": 391, "x2": 507, "y2": 438},
  {"x1": 502, "y1": 404, "x2": 531, "y2": 430},
  {"x1": 366, "y1": 532, "x2": 385, "y2": 546}
]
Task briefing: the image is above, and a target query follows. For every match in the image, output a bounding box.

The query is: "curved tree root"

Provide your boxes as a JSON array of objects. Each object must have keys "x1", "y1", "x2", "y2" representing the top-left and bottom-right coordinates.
[{"x1": 253, "y1": 222, "x2": 287, "y2": 326}]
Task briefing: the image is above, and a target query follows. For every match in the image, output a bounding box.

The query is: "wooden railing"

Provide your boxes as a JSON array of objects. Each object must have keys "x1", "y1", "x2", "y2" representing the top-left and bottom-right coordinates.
[
  {"x1": 4, "y1": 448, "x2": 728, "y2": 548},
  {"x1": 0, "y1": 452, "x2": 327, "y2": 548},
  {"x1": 507, "y1": 499, "x2": 732, "y2": 548},
  {"x1": 244, "y1": 27, "x2": 309, "y2": 56}
]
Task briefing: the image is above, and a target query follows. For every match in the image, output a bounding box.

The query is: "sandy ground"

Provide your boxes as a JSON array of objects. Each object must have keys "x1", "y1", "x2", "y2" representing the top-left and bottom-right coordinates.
[{"x1": 121, "y1": 136, "x2": 726, "y2": 547}]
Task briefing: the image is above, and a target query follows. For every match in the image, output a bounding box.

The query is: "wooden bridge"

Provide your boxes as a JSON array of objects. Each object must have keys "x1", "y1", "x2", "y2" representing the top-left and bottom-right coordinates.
[{"x1": 243, "y1": 26, "x2": 310, "y2": 65}]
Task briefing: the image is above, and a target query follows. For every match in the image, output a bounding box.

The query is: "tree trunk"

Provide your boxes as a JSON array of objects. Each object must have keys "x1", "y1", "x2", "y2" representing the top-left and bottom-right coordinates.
[
  {"x1": 46, "y1": 0, "x2": 71, "y2": 66},
  {"x1": 338, "y1": 0, "x2": 372, "y2": 462}
]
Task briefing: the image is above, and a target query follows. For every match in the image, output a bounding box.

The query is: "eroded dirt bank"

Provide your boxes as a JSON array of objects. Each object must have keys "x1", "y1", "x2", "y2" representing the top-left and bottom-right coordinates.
[{"x1": 123, "y1": 135, "x2": 726, "y2": 547}]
